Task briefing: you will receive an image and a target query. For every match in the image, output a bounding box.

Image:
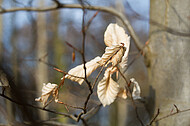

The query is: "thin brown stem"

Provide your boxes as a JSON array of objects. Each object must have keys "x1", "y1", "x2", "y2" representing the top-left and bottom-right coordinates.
[
  {"x1": 117, "y1": 67, "x2": 144, "y2": 126},
  {"x1": 155, "y1": 107, "x2": 190, "y2": 123},
  {"x1": 148, "y1": 108, "x2": 160, "y2": 126},
  {"x1": 65, "y1": 41, "x2": 81, "y2": 53},
  {"x1": 0, "y1": 93, "x2": 78, "y2": 121},
  {"x1": 53, "y1": 67, "x2": 85, "y2": 79},
  {"x1": 56, "y1": 100, "x2": 83, "y2": 110}
]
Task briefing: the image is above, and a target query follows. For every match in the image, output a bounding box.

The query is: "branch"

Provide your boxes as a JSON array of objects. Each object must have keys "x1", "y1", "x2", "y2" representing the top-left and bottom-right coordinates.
[
  {"x1": 0, "y1": 3, "x2": 144, "y2": 51},
  {"x1": 155, "y1": 107, "x2": 190, "y2": 123},
  {"x1": 125, "y1": 1, "x2": 190, "y2": 37},
  {"x1": 148, "y1": 108, "x2": 160, "y2": 126},
  {"x1": 147, "y1": 105, "x2": 190, "y2": 125},
  {"x1": 0, "y1": 93, "x2": 78, "y2": 122},
  {"x1": 117, "y1": 67, "x2": 144, "y2": 126}
]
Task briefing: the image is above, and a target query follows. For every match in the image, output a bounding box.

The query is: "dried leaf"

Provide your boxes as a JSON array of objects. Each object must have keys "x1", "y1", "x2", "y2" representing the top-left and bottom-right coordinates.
[
  {"x1": 119, "y1": 37, "x2": 130, "y2": 68},
  {"x1": 35, "y1": 83, "x2": 57, "y2": 105},
  {"x1": 104, "y1": 23, "x2": 130, "y2": 68},
  {"x1": 99, "y1": 44, "x2": 125, "y2": 67},
  {"x1": 97, "y1": 67, "x2": 119, "y2": 107},
  {"x1": 65, "y1": 56, "x2": 101, "y2": 85},
  {"x1": 117, "y1": 88, "x2": 127, "y2": 99},
  {"x1": 130, "y1": 78, "x2": 141, "y2": 100},
  {"x1": 104, "y1": 23, "x2": 130, "y2": 47}
]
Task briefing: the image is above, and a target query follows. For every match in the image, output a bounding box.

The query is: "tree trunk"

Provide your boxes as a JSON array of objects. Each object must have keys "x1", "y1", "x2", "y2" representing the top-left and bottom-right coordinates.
[
  {"x1": 147, "y1": 0, "x2": 190, "y2": 125},
  {"x1": 35, "y1": 0, "x2": 48, "y2": 120}
]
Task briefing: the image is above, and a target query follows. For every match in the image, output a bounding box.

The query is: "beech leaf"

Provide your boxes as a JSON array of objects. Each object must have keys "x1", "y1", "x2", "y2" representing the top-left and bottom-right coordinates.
[
  {"x1": 97, "y1": 67, "x2": 119, "y2": 107},
  {"x1": 117, "y1": 88, "x2": 127, "y2": 99},
  {"x1": 104, "y1": 23, "x2": 130, "y2": 48},
  {"x1": 104, "y1": 23, "x2": 130, "y2": 68},
  {"x1": 130, "y1": 78, "x2": 141, "y2": 100},
  {"x1": 65, "y1": 56, "x2": 101, "y2": 85},
  {"x1": 35, "y1": 83, "x2": 57, "y2": 105},
  {"x1": 99, "y1": 44, "x2": 125, "y2": 67}
]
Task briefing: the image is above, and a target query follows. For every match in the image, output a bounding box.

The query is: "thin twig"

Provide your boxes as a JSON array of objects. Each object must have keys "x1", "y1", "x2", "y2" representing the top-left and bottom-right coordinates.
[
  {"x1": 125, "y1": 1, "x2": 190, "y2": 37},
  {"x1": 173, "y1": 104, "x2": 180, "y2": 112},
  {"x1": 0, "y1": 93, "x2": 78, "y2": 121},
  {"x1": 155, "y1": 107, "x2": 190, "y2": 123},
  {"x1": 56, "y1": 100, "x2": 83, "y2": 110},
  {"x1": 124, "y1": 40, "x2": 149, "y2": 73},
  {"x1": 65, "y1": 41, "x2": 81, "y2": 53},
  {"x1": 148, "y1": 108, "x2": 160, "y2": 126},
  {"x1": 53, "y1": 67, "x2": 85, "y2": 79},
  {"x1": 117, "y1": 67, "x2": 144, "y2": 126},
  {"x1": 84, "y1": 11, "x2": 99, "y2": 31}
]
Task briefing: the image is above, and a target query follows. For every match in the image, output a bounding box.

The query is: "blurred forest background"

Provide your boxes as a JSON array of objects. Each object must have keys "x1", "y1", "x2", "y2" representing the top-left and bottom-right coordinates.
[
  {"x1": 0, "y1": 0, "x2": 149, "y2": 125},
  {"x1": 0, "y1": 0, "x2": 190, "y2": 126}
]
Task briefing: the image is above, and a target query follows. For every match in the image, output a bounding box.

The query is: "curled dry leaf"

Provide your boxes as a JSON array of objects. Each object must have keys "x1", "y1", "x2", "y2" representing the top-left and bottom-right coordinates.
[
  {"x1": 35, "y1": 83, "x2": 58, "y2": 105},
  {"x1": 117, "y1": 88, "x2": 127, "y2": 99},
  {"x1": 119, "y1": 38, "x2": 130, "y2": 68},
  {"x1": 104, "y1": 23, "x2": 130, "y2": 68},
  {"x1": 65, "y1": 56, "x2": 101, "y2": 85},
  {"x1": 104, "y1": 23, "x2": 130, "y2": 48},
  {"x1": 97, "y1": 67, "x2": 119, "y2": 107},
  {"x1": 130, "y1": 78, "x2": 141, "y2": 100},
  {"x1": 99, "y1": 44, "x2": 125, "y2": 67}
]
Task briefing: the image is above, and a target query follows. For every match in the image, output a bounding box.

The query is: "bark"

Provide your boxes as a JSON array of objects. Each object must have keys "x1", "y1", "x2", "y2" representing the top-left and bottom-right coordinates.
[{"x1": 146, "y1": 0, "x2": 190, "y2": 125}]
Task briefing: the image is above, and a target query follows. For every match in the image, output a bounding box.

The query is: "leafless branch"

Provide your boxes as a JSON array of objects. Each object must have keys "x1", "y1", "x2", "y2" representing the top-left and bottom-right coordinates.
[
  {"x1": 0, "y1": 93, "x2": 78, "y2": 121},
  {"x1": 53, "y1": 67, "x2": 85, "y2": 79},
  {"x1": 125, "y1": 1, "x2": 190, "y2": 37},
  {"x1": 0, "y1": 3, "x2": 144, "y2": 51},
  {"x1": 124, "y1": 40, "x2": 149, "y2": 73},
  {"x1": 116, "y1": 67, "x2": 144, "y2": 126},
  {"x1": 85, "y1": 11, "x2": 99, "y2": 31},
  {"x1": 148, "y1": 108, "x2": 160, "y2": 126},
  {"x1": 56, "y1": 100, "x2": 83, "y2": 110},
  {"x1": 65, "y1": 41, "x2": 81, "y2": 53},
  {"x1": 155, "y1": 107, "x2": 190, "y2": 123},
  {"x1": 147, "y1": 105, "x2": 190, "y2": 125}
]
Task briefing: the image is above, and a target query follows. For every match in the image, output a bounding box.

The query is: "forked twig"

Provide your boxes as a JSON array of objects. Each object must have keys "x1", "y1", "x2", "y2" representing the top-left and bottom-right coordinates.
[{"x1": 117, "y1": 67, "x2": 144, "y2": 126}]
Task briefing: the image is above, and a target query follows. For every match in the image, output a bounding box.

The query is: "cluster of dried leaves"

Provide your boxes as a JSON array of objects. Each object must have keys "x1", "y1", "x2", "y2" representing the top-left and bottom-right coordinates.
[{"x1": 35, "y1": 23, "x2": 141, "y2": 107}]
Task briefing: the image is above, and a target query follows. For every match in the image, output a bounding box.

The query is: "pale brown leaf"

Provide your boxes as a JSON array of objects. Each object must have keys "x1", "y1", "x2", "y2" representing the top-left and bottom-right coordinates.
[
  {"x1": 117, "y1": 88, "x2": 127, "y2": 99},
  {"x1": 104, "y1": 23, "x2": 130, "y2": 47},
  {"x1": 130, "y1": 78, "x2": 141, "y2": 100},
  {"x1": 104, "y1": 23, "x2": 130, "y2": 68},
  {"x1": 65, "y1": 56, "x2": 101, "y2": 85},
  {"x1": 35, "y1": 83, "x2": 57, "y2": 105},
  {"x1": 99, "y1": 44, "x2": 125, "y2": 67},
  {"x1": 119, "y1": 37, "x2": 130, "y2": 68},
  {"x1": 97, "y1": 67, "x2": 119, "y2": 107}
]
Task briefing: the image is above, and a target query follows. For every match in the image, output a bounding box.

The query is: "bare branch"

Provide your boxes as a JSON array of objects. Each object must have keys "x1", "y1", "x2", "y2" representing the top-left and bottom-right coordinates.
[
  {"x1": 125, "y1": 1, "x2": 190, "y2": 37},
  {"x1": 53, "y1": 67, "x2": 85, "y2": 79},
  {"x1": 117, "y1": 67, "x2": 144, "y2": 126},
  {"x1": 0, "y1": 93, "x2": 78, "y2": 121},
  {"x1": 65, "y1": 41, "x2": 81, "y2": 53},
  {"x1": 0, "y1": 4, "x2": 143, "y2": 51},
  {"x1": 148, "y1": 105, "x2": 190, "y2": 125},
  {"x1": 148, "y1": 108, "x2": 160, "y2": 126},
  {"x1": 155, "y1": 106, "x2": 190, "y2": 123}
]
